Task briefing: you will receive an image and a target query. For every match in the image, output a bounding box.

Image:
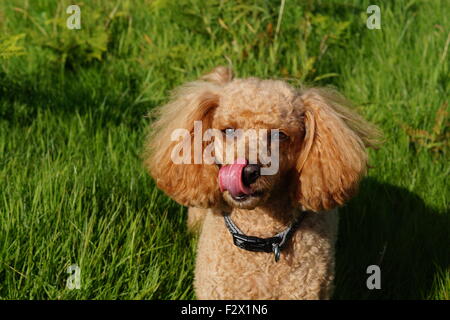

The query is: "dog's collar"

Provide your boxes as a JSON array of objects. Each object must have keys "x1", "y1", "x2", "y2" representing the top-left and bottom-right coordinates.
[{"x1": 223, "y1": 210, "x2": 308, "y2": 262}]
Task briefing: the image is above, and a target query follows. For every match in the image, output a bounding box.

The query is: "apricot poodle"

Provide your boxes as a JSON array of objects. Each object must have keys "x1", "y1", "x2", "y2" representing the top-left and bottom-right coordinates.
[{"x1": 144, "y1": 66, "x2": 379, "y2": 299}]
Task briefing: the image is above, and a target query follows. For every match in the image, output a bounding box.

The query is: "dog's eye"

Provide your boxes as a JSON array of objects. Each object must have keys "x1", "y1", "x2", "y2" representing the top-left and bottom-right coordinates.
[
  {"x1": 222, "y1": 128, "x2": 235, "y2": 137},
  {"x1": 271, "y1": 131, "x2": 289, "y2": 141}
]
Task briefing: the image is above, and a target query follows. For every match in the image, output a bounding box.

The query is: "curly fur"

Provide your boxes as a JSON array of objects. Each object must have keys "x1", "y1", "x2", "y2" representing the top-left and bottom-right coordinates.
[{"x1": 144, "y1": 66, "x2": 380, "y2": 299}]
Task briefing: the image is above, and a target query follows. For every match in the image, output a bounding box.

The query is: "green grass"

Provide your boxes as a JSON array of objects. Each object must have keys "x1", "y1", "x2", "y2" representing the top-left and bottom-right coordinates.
[{"x1": 0, "y1": 0, "x2": 448, "y2": 299}]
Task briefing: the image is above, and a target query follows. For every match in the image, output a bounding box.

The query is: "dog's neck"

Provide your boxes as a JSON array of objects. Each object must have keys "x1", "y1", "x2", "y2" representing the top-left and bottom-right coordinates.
[{"x1": 228, "y1": 193, "x2": 297, "y2": 238}]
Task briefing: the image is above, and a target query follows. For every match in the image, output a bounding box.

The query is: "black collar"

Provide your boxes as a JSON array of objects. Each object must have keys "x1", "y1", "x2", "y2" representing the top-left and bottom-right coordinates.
[{"x1": 223, "y1": 210, "x2": 308, "y2": 262}]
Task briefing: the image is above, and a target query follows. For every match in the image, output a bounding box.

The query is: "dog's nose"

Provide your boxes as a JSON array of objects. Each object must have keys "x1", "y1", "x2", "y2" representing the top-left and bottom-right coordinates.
[{"x1": 242, "y1": 164, "x2": 261, "y2": 187}]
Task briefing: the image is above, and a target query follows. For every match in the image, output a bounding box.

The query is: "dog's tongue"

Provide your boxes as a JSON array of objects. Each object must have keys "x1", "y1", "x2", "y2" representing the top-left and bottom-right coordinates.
[{"x1": 219, "y1": 159, "x2": 252, "y2": 197}]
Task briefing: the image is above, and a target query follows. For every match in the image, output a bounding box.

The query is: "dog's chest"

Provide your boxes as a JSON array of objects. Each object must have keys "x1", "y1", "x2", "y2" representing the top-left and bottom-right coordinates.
[{"x1": 194, "y1": 210, "x2": 338, "y2": 299}]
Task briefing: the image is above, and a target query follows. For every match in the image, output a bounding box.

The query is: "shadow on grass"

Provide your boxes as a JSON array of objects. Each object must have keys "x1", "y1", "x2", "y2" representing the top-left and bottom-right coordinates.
[
  {"x1": 0, "y1": 71, "x2": 153, "y2": 128},
  {"x1": 334, "y1": 177, "x2": 449, "y2": 299}
]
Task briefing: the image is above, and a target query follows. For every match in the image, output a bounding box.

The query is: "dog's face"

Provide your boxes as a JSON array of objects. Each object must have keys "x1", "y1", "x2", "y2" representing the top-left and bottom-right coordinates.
[
  {"x1": 212, "y1": 79, "x2": 304, "y2": 209},
  {"x1": 144, "y1": 67, "x2": 379, "y2": 212}
]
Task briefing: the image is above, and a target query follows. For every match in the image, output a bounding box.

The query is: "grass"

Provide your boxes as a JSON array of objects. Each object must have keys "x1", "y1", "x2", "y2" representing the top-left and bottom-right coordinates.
[{"x1": 0, "y1": 0, "x2": 448, "y2": 299}]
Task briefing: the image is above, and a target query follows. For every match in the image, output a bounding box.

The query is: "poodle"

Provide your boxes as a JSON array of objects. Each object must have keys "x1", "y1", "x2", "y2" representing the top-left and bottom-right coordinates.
[{"x1": 144, "y1": 66, "x2": 379, "y2": 299}]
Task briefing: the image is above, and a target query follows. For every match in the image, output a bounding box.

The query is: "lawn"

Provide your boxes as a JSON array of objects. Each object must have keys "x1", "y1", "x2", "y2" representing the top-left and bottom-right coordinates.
[{"x1": 0, "y1": 0, "x2": 448, "y2": 299}]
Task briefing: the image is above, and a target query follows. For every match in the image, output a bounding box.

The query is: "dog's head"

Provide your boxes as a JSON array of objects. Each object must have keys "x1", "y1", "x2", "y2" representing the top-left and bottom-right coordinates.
[{"x1": 144, "y1": 66, "x2": 380, "y2": 212}]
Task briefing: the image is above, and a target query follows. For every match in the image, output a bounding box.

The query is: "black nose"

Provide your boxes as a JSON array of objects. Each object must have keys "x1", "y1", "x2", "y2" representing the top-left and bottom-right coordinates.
[{"x1": 242, "y1": 164, "x2": 261, "y2": 186}]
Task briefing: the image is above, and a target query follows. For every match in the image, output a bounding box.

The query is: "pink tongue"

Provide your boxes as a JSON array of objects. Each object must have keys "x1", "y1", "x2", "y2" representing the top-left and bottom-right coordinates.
[{"x1": 219, "y1": 159, "x2": 252, "y2": 197}]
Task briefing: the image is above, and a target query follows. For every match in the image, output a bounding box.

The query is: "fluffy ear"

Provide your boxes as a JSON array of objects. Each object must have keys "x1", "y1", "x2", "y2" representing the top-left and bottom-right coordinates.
[
  {"x1": 294, "y1": 88, "x2": 380, "y2": 212},
  {"x1": 144, "y1": 67, "x2": 233, "y2": 208}
]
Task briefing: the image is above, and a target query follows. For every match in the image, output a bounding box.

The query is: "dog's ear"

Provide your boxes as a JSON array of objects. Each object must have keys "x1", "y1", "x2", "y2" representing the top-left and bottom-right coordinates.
[
  {"x1": 144, "y1": 67, "x2": 233, "y2": 208},
  {"x1": 294, "y1": 88, "x2": 380, "y2": 212},
  {"x1": 200, "y1": 65, "x2": 233, "y2": 85}
]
